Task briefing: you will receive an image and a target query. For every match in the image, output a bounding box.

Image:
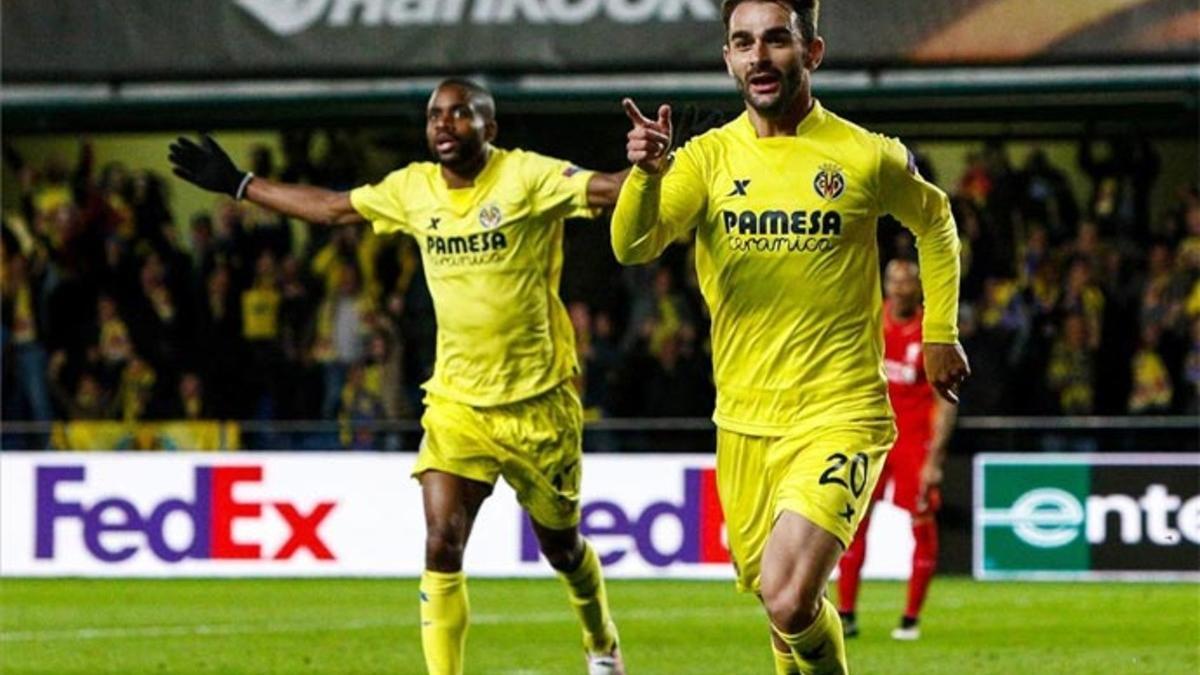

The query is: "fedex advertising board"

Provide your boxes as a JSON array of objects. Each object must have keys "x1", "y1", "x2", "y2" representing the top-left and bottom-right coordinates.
[{"x1": 1, "y1": 453, "x2": 913, "y2": 578}]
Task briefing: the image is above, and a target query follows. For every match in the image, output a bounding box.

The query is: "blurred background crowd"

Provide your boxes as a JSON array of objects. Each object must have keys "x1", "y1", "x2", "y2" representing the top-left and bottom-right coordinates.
[{"x1": 3, "y1": 127, "x2": 1198, "y2": 438}]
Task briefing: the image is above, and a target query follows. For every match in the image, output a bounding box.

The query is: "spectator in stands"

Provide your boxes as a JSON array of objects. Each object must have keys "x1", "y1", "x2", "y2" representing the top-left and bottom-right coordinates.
[
  {"x1": 1, "y1": 250, "x2": 53, "y2": 421},
  {"x1": 131, "y1": 251, "x2": 185, "y2": 385},
  {"x1": 953, "y1": 196, "x2": 991, "y2": 301},
  {"x1": 339, "y1": 362, "x2": 386, "y2": 450},
  {"x1": 93, "y1": 293, "x2": 133, "y2": 387},
  {"x1": 48, "y1": 350, "x2": 111, "y2": 420},
  {"x1": 277, "y1": 255, "x2": 321, "y2": 418},
  {"x1": 165, "y1": 372, "x2": 209, "y2": 420},
  {"x1": 1047, "y1": 313, "x2": 1096, "y2": 414},
  {"x1": 1059, "y1": 258, "x2": 1105, "y2": 351},
  {"x1": 624, "y1": 265, "x2": 694, "y2": 358},
  {"x1": 188, "y1": 211, "x2": 217, "y2": 293},
  {"x1": 115, "y1": 355, "x2": 156, "y2": 422},
  {"x1": 365, "y1": 309, "x2": 409, "y2": 421},
  {"x1": 1128, "y1": 325, "x2": 1174, "y2": 414},
  {"x1": 1017, "y1": 148, "x2": 1078, "y2": 245},
  {"x1": 641, "y1": 326, "x2": 713, "y2": 418},
  {"x1": 584, "y1": 309, "x2": 621, "y2": 418},
  {"x1": 1161, "y1": 185, "x2": 1199, "y2": 247},
  {"x1": 195, "y1": 263, "x2": 243, "y2": 418},
  {"x1": 241, "y1": 250, "x2": 284, "y2": 419},
  {"x1": 1079, "y1": 134, "x2": 1159, "y2": 245},
  {"x1": 1184, "y1": 317, "x2": 1200, "y2": 414},
  {"x1": 569, "y1": 301, "x2": 593, "y2": 404},
  {"x1": 958, "y1": 151, "x2": 992, "y2": 206},
  {"x1": 314, "y1": 261, "x2": 373, "y2": 418}
]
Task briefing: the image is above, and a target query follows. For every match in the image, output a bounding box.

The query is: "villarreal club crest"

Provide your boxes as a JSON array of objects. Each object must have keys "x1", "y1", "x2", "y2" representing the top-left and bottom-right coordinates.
[
  {"x1": 479, "y1": 202, "x2": 503, "y2": 230},
  {"x1": 813, "y1": 163, "x2": 846, "y2": 202}
]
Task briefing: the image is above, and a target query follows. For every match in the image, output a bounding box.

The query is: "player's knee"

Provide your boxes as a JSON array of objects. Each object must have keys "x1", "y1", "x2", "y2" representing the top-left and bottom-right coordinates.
[
  {"x1": 425, "y1": 525, "x2": 467, "y2": 569},
  {"x1": 538, "y1": 536, "x2": 583, "y2": 572},
  {"x1": 762, "y1": 579, "x2": 824, "y2": 633}
]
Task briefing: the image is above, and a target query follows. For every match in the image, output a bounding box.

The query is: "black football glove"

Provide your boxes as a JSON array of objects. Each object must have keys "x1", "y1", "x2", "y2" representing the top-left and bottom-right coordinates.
[{"x1": 168, "y1": 134, "x2": 252, "y2": 199}]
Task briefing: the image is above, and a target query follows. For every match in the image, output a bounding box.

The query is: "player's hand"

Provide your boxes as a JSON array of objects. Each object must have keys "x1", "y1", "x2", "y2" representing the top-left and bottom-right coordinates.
[
  {"x1": 917, "y1": 462, "x2": 943, "y2": 512},
  {"x1": 924, "y1": 342, "x2": 970, "y2": 405},
  {"x1": 168, "y1": 134, "x2": 251, "y2": 198},
  {"x1": 622, "y1": 98, "x2": 673, "y2": 175}
]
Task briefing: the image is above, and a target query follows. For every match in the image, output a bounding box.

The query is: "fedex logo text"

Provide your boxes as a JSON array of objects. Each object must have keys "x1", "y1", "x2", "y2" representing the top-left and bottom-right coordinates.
[
  {"x1": 521, "y1": 468, "x2": 728, "y2": 567},
  {"x1": 35, "y1": 466, "x2": 337, "y2": 563}
]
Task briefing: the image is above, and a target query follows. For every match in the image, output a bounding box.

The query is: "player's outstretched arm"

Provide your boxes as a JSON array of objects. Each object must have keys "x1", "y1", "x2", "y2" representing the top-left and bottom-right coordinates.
[
  {"x1": 611, "y1": 98, "x2": 705, "y2": 265},
  {"x1": 168, "y1": 135, "x2": 364, "y2": 226},
  {"x1": 585, "y1": 169, "x2": 631, "y2": 208}
]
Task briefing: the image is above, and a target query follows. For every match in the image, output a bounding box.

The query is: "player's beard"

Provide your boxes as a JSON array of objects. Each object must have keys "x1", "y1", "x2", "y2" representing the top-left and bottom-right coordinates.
[{"x1": 735, "y1": 64, "x2": 803, "y2": 118}]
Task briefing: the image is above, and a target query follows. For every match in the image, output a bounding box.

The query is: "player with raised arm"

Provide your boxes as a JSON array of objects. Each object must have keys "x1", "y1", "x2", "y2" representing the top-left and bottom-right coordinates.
[
  {"x1": 169, "y1": 79, "x2": 627, "y2": 675},
  {"x1": 836, "y1": 259, "x2": 958, "y2": 642},
  {"x1": 611, "y1": 1, "x2": 969, "y2": 673}
]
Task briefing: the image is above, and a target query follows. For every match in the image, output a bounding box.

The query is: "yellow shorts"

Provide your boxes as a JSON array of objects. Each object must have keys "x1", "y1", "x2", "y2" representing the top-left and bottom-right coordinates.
[
  {"x1": 716, "y1": 421, "x2": 895, "y2": 594},
  {"x1": 413, "y1": 380, "x2": 584, "y2": 530}
]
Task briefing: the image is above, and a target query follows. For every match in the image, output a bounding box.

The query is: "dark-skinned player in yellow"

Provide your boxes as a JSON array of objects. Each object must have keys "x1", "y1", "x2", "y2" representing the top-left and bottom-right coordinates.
[
  {"x1": 611, "y1": 2, "x2": 969, "y2": 673},
  {"x1": 169, "y1": 79, "x2": 628, "y2": 675}
]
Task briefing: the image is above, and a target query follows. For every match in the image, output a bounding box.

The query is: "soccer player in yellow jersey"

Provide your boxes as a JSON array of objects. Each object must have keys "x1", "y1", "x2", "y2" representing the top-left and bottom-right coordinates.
[
  {"x1": 612, "y1": 1, "x2": 970, "y2": 673},
  {"x1": 169, "y1": 79, "x2": 627, "y2": 675}
]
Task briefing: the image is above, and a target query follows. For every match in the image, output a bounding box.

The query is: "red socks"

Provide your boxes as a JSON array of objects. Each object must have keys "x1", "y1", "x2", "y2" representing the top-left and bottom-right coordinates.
[{"x1": 905, "y1": 518, "x2": 939, "y2": 619}]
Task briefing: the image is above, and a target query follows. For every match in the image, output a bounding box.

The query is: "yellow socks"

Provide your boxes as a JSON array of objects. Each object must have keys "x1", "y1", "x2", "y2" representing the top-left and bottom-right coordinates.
[
  {"x1": 772, "y1": 597, "x2": 849, "y2": 675},
  {"x1": 419, "y1": 570, "x2": 469, "y2": 675},
  {"x1": 557, "y1": 541, "x2": 618, "y2": 654}
]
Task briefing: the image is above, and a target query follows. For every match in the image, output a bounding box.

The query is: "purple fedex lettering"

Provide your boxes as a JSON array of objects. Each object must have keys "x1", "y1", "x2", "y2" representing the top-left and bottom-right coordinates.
[
  {"x1": 37, "y1": 466, "x2": 211, "y2": 562},
  {"x1": 82, "y1": 499, "x2": 143, "y2": 562},
  {"x1": 35, "y1": 466, "x2": 85, "y2": 558},
  {"x1": 521, "y1": 469, "x2": 726, "y2": 567},
  {"x1": 144, "y1": 465, "x2": 211, "y2": 562}
]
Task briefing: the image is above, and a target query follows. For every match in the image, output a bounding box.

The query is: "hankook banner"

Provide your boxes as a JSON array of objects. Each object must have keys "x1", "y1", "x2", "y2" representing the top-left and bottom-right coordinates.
[{"x1": 3, "y1": 0, "x2": 1196, "y2": 82}]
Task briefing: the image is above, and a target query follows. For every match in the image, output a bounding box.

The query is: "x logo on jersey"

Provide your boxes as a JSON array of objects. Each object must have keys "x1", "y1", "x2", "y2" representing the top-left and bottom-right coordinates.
[
  {"x1": 429, "y1": 217, "x2": 441, "y2": 230},
  {"x1": 839, "y1": 503, "x2": 856, "y2": 523},
  {"x1": 727, "y1": 179, "x2": 751, "y2": 197}
]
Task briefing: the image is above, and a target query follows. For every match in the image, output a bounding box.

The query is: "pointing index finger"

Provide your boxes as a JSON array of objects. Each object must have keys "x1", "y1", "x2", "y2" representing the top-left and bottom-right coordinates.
[{"x1": 622, "y1": 98, "x2": 650, "y2": 127}]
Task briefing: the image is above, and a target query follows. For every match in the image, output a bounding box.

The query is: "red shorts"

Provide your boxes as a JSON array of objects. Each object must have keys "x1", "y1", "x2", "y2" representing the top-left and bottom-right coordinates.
[{"x1": 872, "y1": 436, "x2": 940, "y2": 516}]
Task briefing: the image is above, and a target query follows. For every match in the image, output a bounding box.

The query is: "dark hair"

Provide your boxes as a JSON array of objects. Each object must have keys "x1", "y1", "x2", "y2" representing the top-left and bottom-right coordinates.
[
  {"x1": 721, "y1": 0, "x2": 819, "y2": 44},
  {"x1": 434, "y1": 77, "x2": 496, "y2": 121}
]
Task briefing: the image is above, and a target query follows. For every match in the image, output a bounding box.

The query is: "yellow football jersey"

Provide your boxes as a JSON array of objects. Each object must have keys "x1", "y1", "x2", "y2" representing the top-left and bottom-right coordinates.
[
  {"x1": 613, "y1": 101, "x2": 960, "y2": 435},
  {"x1": 350, "y1": 147, "x2": 594, "y2": 407}
]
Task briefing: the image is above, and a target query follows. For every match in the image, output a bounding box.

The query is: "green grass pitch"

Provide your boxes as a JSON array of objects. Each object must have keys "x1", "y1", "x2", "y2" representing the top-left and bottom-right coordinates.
[{"x1": 1, "y1": 577, "x2": 1196, "y2": 674}]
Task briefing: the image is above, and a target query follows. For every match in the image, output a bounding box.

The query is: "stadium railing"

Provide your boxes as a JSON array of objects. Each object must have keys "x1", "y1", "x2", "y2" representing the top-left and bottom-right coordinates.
[{"x1": 1, "y1": 416, "x2": 1196, "y2": 453}]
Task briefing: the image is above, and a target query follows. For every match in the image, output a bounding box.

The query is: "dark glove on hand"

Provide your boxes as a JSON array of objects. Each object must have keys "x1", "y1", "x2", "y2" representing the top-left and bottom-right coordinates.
[{"x1": 168, "y1": 134, "x2": 250, "y2": 198}]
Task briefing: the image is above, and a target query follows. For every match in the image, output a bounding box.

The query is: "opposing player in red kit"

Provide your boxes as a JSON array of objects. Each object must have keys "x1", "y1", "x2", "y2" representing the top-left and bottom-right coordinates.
[{"x1": 836, "y1": 259, "x2": 958, "y2": 641}]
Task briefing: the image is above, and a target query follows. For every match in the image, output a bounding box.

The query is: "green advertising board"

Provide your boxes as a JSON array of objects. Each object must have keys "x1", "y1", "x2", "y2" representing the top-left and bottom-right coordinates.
[{"x1": 975, "y1": 454, "x2": 1200, "y2": 581}]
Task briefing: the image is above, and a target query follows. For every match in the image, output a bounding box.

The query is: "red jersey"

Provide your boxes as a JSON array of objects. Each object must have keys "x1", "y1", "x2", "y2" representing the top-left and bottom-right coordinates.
[{"x1": 883, "y1": 302, "x2": 935, "y2": 445}]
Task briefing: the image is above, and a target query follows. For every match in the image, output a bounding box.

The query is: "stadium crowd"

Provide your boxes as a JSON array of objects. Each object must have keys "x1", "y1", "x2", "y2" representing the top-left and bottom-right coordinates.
[{"x1": 3, "y1": 131, "x2": 1198, "y2": 435}]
